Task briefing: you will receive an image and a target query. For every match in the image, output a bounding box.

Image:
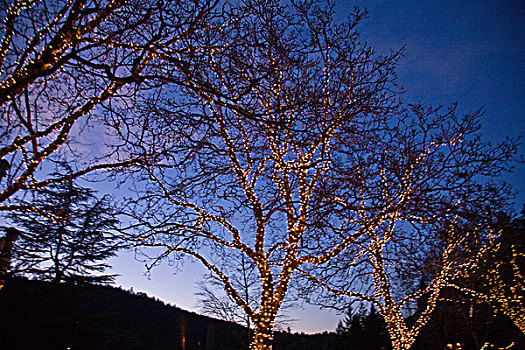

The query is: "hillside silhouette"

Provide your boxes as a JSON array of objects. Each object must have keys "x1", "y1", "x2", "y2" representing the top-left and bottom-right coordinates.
[{"x1": 0, "y1": 277, "x2": 336, "y2": 350}]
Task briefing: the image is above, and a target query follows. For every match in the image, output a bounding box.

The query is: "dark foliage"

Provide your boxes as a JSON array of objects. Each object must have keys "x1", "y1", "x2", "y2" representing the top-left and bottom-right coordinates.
[
  {"x1": 411, "y1": 300, "x2": 524, "y2": 350},
  {"x1": 332, "y1": 298, "x2": 523, "y2": 350},
  {"x1": 336, "y1": 305, "x2": 391, "y2": 350},
  {"x1": 0, "y1": 277, "x2": 338, "y2": 350},
  {"x1": 0, "y1": 273, "x2": 522, "y2": 350}
]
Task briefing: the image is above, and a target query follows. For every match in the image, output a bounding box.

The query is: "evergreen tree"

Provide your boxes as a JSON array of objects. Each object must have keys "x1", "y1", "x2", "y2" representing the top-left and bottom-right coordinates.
[
  {"x1": 364, "y1": 305, "x2": 392, "y2": 350},
  {"x1": 337, "y1": 305, "x2": 392, "y2": 350},
  {"x1": 336, "y1": 306, "x2": 353, "y2": 337},
  {"x1": 336, "y1": 305, "x2": 364, "y2": 349},
  {"x1": 5, "y1": 172, "x2": 121, "y2": 284}
]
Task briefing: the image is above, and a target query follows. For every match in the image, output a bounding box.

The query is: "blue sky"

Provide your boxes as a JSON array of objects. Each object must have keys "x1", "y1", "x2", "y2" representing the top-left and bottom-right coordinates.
[{"x1": 108, "y1": 0, "x2": 525, "y2": 334}]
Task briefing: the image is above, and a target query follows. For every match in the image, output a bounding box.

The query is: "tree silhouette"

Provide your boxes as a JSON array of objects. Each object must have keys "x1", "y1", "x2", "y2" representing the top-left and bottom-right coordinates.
[
  {"x1": 196, "y1": 250, "x2": 295, "y2": 332},
  {"x1": 336, "y1": 305, "x2": 391, "y2": 350},
  {"x1": 5, "y1": 168, "x2": 121, "y2": 284},
  {"x1": 336, "y1": 305, "x2": 363, "y2": 349},
  {"x1": 196, "y1": 251, "x2": 263, "y2": 330}
]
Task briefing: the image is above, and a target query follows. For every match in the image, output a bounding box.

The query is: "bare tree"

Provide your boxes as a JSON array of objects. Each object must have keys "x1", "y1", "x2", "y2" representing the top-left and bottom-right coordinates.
[
  {"x1": 196, "y1": 250, "x2": 295, "y2": 331},
  {"x1": 196, "y1": 249, "x2": 295, "y2": 348},
  {"x1": 0, "y1": 0, "x2": 219, "y2": 213},
  {"x1": 196, "y1": 251, "x2": 263, "y2": 330},
  {"x1": 119, "y1": 1, "x2": 424, "y2": 349},
  {"x1": 299, "y1": 100, "x2": 519, "y2": 350}
]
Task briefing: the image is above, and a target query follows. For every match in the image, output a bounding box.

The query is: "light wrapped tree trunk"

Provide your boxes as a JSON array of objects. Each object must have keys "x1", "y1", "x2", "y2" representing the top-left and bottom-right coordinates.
[{"x1": 249, "y1": 313, "x2": 276, "y2": 350}]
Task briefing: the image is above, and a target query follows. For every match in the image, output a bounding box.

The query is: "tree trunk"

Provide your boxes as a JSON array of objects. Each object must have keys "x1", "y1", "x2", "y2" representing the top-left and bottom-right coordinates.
[
  {"x1": 249, "y1": 321, "x2": 274, "y2": 350},
  {"x1": 385, "y1": 319, "x2": 417, "y2": 350},
  {"x1": 389, "y1": 333, "x2": 417, "y2": 350}
]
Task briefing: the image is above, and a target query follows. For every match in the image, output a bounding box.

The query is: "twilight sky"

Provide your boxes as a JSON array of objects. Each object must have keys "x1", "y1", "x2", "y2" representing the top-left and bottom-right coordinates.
[{"x1": 108, "y1": 0, "x2": 525, "y2": 334}]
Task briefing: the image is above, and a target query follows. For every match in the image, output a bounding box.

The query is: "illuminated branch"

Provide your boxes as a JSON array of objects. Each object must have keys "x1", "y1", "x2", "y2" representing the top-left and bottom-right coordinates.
[{"x1": 0, "y1": 0, "x2": 221, "y2": 210}]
